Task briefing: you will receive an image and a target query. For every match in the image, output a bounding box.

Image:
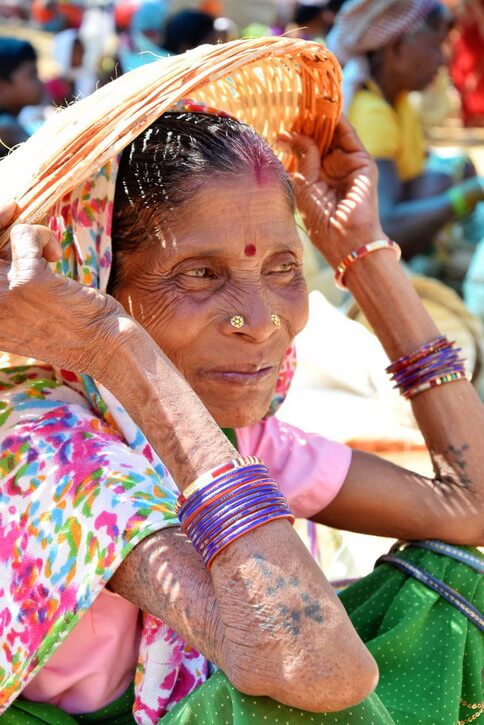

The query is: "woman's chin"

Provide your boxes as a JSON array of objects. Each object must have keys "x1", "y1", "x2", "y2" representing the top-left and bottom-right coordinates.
[{"x1": 205, "y1": 396, "x2": 271, "y2": 430}]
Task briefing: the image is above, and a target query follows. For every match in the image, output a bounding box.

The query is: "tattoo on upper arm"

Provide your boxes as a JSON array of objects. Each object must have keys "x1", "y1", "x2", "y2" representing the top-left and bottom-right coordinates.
[{"x1": 432, "y1": 443, "x2": 473, "y2": 490}]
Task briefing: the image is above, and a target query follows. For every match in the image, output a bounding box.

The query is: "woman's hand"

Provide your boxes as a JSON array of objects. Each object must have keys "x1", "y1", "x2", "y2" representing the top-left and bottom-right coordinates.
[
  {"x1": 280, "y1": 117, "x2": 385, "y2": 268},
  {"x1": 0, "y1": 204, "x2": 129, "y2": 377}
]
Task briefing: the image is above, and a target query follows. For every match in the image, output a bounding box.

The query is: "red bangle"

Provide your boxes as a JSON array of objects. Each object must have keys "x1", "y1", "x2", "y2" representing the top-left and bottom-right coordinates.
[{"x1": 334, "y1": 239, "x2": 401, "y2": 290}]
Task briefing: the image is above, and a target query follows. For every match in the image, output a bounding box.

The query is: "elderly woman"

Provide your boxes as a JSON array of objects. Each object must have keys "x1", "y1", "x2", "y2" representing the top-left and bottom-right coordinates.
[
  {"x1": 326, "y1": 0, "x2": 484, "y2": 266},
  {"x1": 0, "y1": 88, "x2": 482, "y2": 725}
]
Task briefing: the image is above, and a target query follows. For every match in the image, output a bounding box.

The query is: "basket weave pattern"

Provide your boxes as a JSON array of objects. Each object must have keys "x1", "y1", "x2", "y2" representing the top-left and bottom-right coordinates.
[{"x1": 0, "y1": 37, "x2": 341, "y2": 247}]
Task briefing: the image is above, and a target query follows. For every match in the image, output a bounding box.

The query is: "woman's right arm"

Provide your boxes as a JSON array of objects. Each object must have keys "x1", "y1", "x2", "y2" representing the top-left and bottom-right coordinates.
[{"x1": 0, "y1": 212, "x2": 377, "y2": 713}]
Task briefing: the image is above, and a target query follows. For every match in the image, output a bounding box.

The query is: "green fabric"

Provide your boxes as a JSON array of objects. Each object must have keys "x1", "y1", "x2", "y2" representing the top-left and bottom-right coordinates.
[
  {"x1": 338, "y1": 545, "x2": 483, "y2": 725},
  {"x1": 0, "y1": 687, "x2": 136, "y2": 725},
  {"x1": 3, "y1": 546, "x2": 482, "y2": 724},
  {"x1": 221, "y1": 428, "x2": 238, "y2": 450},
  {"x1": 163, "y1": 545, "x2": 483, "y2": 724},
  {"x1": 162, "y1": 670, "x2": 394, "y2": 724}
]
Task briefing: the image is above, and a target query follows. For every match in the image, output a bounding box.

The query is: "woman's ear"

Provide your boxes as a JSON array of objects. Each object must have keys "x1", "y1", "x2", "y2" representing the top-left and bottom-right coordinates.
[{"x1": 384, "y1": 38, "x2": 404, "y2": 67}]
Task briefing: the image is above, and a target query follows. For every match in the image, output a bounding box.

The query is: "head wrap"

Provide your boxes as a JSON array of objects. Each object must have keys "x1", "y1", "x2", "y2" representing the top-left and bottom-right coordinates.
[{"x1": 326, "y1": 0, "x2": 442, "y2": 112}]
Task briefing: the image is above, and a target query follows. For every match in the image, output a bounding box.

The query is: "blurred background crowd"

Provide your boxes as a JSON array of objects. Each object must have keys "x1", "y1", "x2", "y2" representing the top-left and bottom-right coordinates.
[{"x1": 1, "y1": 0, "x2": 484, "y2": 572}]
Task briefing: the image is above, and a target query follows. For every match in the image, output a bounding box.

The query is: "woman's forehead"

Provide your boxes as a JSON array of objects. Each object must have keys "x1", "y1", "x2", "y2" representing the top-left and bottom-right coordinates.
[{"x1": 158, "y1": 172, "x2": 300, "y2": 256}]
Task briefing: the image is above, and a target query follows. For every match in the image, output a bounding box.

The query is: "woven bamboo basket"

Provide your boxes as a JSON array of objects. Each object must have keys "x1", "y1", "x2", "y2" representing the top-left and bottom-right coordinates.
[{"x1": 0, "y1": 36, "x2": 342, "y2": 248}]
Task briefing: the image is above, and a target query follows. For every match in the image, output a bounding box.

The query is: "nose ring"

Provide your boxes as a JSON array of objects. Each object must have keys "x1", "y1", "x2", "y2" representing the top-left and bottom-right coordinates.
[
  {"x1": 271, "y1": 314, "x2": 281, "y2": 328},
  {"x1": 230, "y1": 315, "x2": 245, "y2": 329}
]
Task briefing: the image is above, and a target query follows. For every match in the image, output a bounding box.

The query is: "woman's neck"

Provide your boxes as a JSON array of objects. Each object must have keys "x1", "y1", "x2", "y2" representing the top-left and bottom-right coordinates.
[{"x1": 371, "y1": 65, "x2": 404, "y2": 106}]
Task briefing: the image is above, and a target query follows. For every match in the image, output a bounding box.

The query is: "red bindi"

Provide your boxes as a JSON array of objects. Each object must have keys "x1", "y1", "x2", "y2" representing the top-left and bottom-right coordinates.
[{"x1": 244, "y1": 244, "x2": 257, "y2": 257}]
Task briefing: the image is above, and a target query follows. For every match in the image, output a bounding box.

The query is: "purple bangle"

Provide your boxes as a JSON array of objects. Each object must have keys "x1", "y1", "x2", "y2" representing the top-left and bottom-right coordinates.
[
  {"x1": 180, "y1": 481, "x2": 280, "y2": 530},
  {"x1": 386, "y1": 336, "x2": 448, "y2": 374},
  {"x1": 179, "y1": 465, "x2": 269, "y2": 508},
  {"x1": 390, "y1": 347, "x2": 462, "y2": 383},
  {"x1": 177, "y1": 463, "x2": 269, "y2": 513},
  {"x1": 187, "y1": 490, "x2": 286, "y2": 546},
  {"x1": 392, "y1": 356, "x2": 465, "y2": 390},
  {"x1": 177, "y1": 460, "x2": 294, "y2": 569},
  {"x1": 387, "y1": 337, "x2": 467, "y2": 397},
  {"x1": 179, "y1": 471, "x2": 272, "y2": 521},
  {"x1": 191, "y1": 499, "x2": 287, "y2": 553},
  {"x1": 205, "y1": 511, "x2": 294, "y2": 569},
  {"x1": 202, "y1": 504, "x2": 293, "y2": 561}
]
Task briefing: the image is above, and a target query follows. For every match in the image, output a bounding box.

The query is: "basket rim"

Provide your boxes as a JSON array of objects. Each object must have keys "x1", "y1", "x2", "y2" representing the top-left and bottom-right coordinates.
[{"x1": 0, "y1": 36, "x2": 342, "y2": 245}]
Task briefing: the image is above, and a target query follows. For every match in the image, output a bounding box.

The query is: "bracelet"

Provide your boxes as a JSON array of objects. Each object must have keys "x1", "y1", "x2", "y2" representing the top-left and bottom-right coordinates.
[
  {"x1": 178, "y1": 455, "x2": 263, "y2": 505},
  {"x1": 177, "y1": 461, "x2": 268, "y2": 516},
  {"x1": 177, "y1": 462, "x2": 294, "y2": 568},
  {"x1": 404, "y1": 370, "x2": 468, "y2": 399},
  {"x1": 386, "y1": 336, "x2": 447, "y2": 374},
  {"x1": 447, "y1": 187, "x2": 472, "y2": 219},
  {"x1": 386, "y1": 337, "x2": 468, "y2": 399},
  {"x1": 334, "y1": 239, "x2": 401, "y2": 290}
]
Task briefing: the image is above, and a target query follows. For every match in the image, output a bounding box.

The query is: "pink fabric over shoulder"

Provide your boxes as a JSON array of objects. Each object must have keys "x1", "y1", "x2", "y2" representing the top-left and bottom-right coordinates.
[{"x1": 236, "y1": 417, "x2": 352, "y2": 519}]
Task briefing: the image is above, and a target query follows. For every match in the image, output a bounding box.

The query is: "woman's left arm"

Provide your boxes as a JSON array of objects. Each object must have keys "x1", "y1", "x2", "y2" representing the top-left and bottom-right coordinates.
[{"x1": 283, "y1": 119, "x2": 484, "y2": 546}]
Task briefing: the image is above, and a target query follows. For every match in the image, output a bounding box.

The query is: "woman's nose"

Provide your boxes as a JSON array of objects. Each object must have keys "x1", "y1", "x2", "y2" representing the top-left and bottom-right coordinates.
[{"x1": 226, "y1": 290, "x2": 277, "y2": 343}]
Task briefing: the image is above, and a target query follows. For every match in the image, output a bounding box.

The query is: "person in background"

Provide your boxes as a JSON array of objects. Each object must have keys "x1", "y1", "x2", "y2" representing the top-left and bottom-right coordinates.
[
  {"x1": 161, "y1": 9, "x2": 217, "y2": 54},
  {"x1": 326, "y1": 0, "x2": 484, "y2": 279},
  {"x1": 45, "y1": 29, "x2": 95, "y2": 106},
  {"x1": 0, "y1": 38, "x2": 43, "y2": 157},
  {"x1": 118, "y1": 0, "x2": 169, "y2": 73},
  {"x1": 286, "y1": 0, "x2": 348, "y2": 41},
  {"x1": 450, "y1": 0, "x2": 484, "y2": 127},
  {"x1": 30, "y1": 0, "x2": 84, "y2": 31}
]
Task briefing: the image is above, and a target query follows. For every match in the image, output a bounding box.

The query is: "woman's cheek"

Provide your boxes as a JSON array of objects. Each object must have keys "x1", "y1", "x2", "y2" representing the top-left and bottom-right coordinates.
[{"x1": 276, "y1": 276, "x2": 309, "y2": 337}]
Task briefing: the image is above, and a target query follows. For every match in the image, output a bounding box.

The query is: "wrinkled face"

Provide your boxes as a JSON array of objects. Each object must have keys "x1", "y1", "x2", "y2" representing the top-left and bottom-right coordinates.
[
  {"x1": 395, "y1": 21, "x2": 448, "y2": 91},
  {"x1": 114, "y1": 172, "x2": 309, "y2": 428},
  {"x1": 1, "y1": 60, "x2": 43, "y2": 111}
]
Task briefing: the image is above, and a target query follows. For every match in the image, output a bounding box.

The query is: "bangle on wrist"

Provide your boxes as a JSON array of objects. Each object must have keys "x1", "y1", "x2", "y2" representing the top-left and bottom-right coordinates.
[
  {"x1": 386, "y1": 336, "x2": 469, "y2": 399},
  {"x1": 177, "y1": 460, "x2": 294, "y2": 569},
  {"x1": 447, "y1": 187, "x2": 473, "y2": 219},
  {"x1": 334, "y1": 239, "x2": 401, "y2": 290}
]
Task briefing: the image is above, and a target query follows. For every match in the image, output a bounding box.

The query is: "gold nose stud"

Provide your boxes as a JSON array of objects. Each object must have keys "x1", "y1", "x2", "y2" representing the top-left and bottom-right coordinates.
[
  {"x1": 230, "y1": 315, "x2": 245, "y2": 329},
  {"x1": 271, "y1": 314, "x2": 281, "y2": 328}
]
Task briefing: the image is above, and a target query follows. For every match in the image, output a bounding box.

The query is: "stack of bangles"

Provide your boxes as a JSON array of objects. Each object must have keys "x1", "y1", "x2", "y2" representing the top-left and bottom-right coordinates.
[
  {"x1": 386, "y1": 335, "x2": 469, "y2": 399},
  {"x1": 176, "y1": 456, "x2": 294, "y2": 569}
]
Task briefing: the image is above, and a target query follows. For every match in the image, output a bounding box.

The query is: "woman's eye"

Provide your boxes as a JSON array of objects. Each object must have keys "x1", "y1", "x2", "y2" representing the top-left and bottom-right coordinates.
[
  {"x1": 272, "y1": 262, "x2": 296, "y2": 274},
  {"x1": 184, "y1": 268, "x2": 216, "y2": 279}
]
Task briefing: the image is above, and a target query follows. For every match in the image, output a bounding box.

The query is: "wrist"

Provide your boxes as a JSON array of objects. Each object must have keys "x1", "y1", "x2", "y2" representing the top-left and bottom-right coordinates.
[{"x1": 328, "y1": 225, "x2": 387, "y2": 268}]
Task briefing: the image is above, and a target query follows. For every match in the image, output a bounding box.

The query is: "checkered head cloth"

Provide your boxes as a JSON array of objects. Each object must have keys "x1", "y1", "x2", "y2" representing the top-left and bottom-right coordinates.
[{"x1": 326, "y1": 0, "x2": 442, "y2": 112}]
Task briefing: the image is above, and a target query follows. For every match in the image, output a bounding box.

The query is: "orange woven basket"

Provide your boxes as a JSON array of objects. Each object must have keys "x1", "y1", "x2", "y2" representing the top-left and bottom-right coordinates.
[{"x1": 0, "y1": 36, "x2": 342, "y2": 247}]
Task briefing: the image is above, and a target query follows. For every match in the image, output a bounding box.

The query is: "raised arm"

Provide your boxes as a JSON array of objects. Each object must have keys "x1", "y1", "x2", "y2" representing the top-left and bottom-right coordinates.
[
  {"x1": 0, "y1": 206, "x2": 377, "y2": 712},
  {"x1": 282, "y1": 119, "x2": 484, "y2": 547}
]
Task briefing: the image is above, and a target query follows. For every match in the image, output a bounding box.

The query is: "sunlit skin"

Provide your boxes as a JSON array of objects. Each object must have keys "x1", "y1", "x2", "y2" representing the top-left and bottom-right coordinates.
[{"x1": 114, "y1": 171, "x2": 309, "y2": 429}]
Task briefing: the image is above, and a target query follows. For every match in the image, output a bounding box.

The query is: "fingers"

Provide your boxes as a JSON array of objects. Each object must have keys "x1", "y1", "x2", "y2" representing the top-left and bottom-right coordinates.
[
  {"x1": 329, "y1": 116, "x2": 366, "y2": 154},
  {"x1": 277, "y1": 131, "x2": 321, "y2": 182},
  {"x1": 10, "y1": 224, "x2": 62, "y2": 267},
  {"x1": 0, "y1": 200, "x2": 18, "y2": 230}
]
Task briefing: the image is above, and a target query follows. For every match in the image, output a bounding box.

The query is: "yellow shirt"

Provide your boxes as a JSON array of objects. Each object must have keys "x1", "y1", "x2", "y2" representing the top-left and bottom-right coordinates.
[{"x1": 348, "y1": 80, "x2": 426, "y2": 182}]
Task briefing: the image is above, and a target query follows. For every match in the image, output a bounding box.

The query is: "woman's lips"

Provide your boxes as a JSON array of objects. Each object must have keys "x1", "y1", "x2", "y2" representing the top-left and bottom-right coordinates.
[{"x1": 201, "y1": 366, "x2": 275, "y2": 385}]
